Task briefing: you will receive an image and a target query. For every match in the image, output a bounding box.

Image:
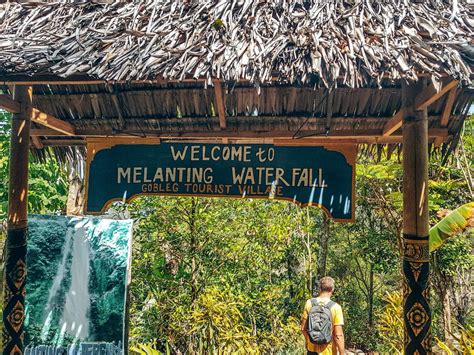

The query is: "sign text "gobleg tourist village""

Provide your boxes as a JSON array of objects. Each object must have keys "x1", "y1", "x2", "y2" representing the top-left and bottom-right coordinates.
[{"x1": 86, "y1": 143, "x2": 355, "y2": 221}]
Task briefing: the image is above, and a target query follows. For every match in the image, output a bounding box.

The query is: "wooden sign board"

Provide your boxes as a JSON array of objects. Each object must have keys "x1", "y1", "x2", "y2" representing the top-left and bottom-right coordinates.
[{"x1": 85, "y1": 140, "x2": 356, "y2": 222}]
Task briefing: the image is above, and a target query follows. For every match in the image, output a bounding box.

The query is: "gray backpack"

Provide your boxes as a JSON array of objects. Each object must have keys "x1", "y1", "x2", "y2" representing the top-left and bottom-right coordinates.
[{"x1": 307, "y1": 299, "x2": 335, "y2": 345}]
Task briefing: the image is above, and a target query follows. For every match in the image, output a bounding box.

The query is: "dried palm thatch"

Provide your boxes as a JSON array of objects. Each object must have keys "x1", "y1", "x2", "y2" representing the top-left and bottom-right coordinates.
[{"x1": 0, "y1": 0, "x2": 472, "y2": 86}]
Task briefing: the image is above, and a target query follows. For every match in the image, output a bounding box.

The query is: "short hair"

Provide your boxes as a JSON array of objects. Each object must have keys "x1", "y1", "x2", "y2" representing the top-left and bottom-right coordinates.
[{"x1": 320, "y1": 276, "x2": 335, "y2": 292}]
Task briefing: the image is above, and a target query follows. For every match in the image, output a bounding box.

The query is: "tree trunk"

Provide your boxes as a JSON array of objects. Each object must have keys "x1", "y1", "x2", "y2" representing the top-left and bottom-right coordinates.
[
  {"x1": 368, "y1": 264, "x2": 374, "y2": 328},
  {"x1": 66, "y1": 174, "x2": 85, "y2": 215},
  {"x1": 286, "y1": 238, "x2": 295, "y2": 299},
  {"x1": 433, "y1": 258, "x2": 452, "y2": 343},
  {"x1": 307, "y1": 232, "x2": 312, "y2": 293},
  {"x1": 441, "y1": 288, "x2": 452, "y2": 341},
  {"x1": 189, "y1": 198, "x2": 198, "y2": 302},
  {"x1": 316, "y1": 213, "x2": 330, "y2": 286},
  {"x1": 452, "y1": 269, "x2": 471, "y2": 327}
]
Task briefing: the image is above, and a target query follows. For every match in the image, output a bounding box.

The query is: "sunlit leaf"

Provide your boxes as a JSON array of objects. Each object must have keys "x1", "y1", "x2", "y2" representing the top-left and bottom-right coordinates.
[{"x1": 429, "y1": 202, "x2": 474, "y2": 252}]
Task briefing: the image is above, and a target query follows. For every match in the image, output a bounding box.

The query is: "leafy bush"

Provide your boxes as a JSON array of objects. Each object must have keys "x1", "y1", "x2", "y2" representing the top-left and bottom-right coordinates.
[
  {"x1": 376, "y1": 291, "x2": 403, "y2": 354},
  {"x1": 189, "y1": 286, "x2": 259, "y2": 353}
]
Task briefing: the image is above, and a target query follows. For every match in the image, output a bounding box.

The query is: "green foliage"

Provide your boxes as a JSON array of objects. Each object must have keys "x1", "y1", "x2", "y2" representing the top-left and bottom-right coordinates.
[
  {"x1": 126, "y1": 197, "x2": 309, "y2": 354},
  {"x1": 433, "y1": 235, "x2": 474, "y2": 277},
  {"x1": 130, "y1": 343, "x2": 163, "y2": 355},
  {"x1": 376, "y1": 291, "x2": 403, "y2": 354},
  {"x1": 0, "y1": 111, "x2": 68, "y2": 221},
  {"x1": 189, "y1": 286, "x2": 258, "y2": 353},
  {"x1": 435, "y1": 322, "x2": 474, "y2": 354},
  {"x1": 429, "y1": 202, "x2": 474, "y2": 252}
]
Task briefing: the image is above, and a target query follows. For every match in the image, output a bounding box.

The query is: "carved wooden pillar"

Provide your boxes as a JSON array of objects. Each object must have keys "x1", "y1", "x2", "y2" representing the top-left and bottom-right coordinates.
[
  {"x1": 402, "y1": 80, "x2": 432, "y2": 354},
  {"x1": 3, "y1": 86, "x2": 32, "y2": 355}
]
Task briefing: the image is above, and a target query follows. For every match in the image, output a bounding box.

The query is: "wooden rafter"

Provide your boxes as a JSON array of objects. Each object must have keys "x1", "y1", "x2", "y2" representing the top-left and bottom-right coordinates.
[
  {"x1": 30, "y1": 136, "x2": 44, "y2": 149},
  {"x1": 30, "y1": 127, "x2": 448, "y2": 141},
  {"x1": 439, "y1": 88, "x2": 457, "y2": 127},
  {"x1": 1, "y1": 93, "x2": 76, "y2": 136},
  {"x1": 33, "y1": 135, "x2": 450, "y2": 147},
  {"x1": 434, "y1": 87, "x2": 458, "y2": 147},
  {"x1": 0, "y1": 94, "x2": 21, "y2": 113},
  {"x1": 382, "y1": 110, "x2": 405, "y2": 136},
  {"x1": 31, "y1": 108, "x2": 75, "y2": 136},
  {"x1": 41, "y1": 139, "x2": 85, "y2": 146},
  {"x1": 383, "y1": 79, "x2": 459, "y2": 136},
  {"x1": 414, "y1": 79, "x2": 458, "y2": 110},
  {"x1": 213, "y1": 80, "x2": 226, "y2": 130},
  {"x1": 29, "y1": 128, "x2": 64, "y2": 136}
]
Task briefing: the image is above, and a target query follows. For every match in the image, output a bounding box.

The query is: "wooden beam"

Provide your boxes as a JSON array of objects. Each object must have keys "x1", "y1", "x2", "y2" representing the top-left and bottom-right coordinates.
[
  {"x1": 31, "y1": 108, "x2": 75, "y2": 136},
  {"x1": 213, "y1": 80, "x2": 226, "y2": 129},
  {"x1": 383, "y1": 79, "x2": 459, "y2": 136},
  {"x1": 439, "y1": 88, "x2": 457, "y2": 127},
  {"x1": 0, "y1": 92, "x2": 76, "y2": 136},
  {"x1": 42, "y1": 139, "x2": 86, "y2": 146},
  {"x1": 30, "y1": 127, "x2": 448, "y2": 138},
  {"x1": 30, "y1": 128, "x2": 66, "y2": 136},
  {"x1": 4, "y1": 85, "x2": 33, "y2": 354},
  {"x1": 415, "y1": 79, "x2": 458, "y2": 110},
  {"x1": 0, "y1": 94, "x2": 21, "y2": 113},
  {"x1": 30, "y1": 136, "x2": 43, "y2": 149},
  {"x1": 35, "y1": 134, "x2": 450, "y2": 147},
  {"x1": 0, "y1": 93, "x2": 76, "y2": 135},
  {"x1": 434, "y1": 88, "x2": 458, "y2": 147},
  {"x1": 29, "y1": 127, "x2": 448, "y2": 147},
  {"x1": 382, "y1": 110, "x2": 405, "y2": 136},
  {"x1": 433, "y1": 137, "x2": 444, "y2": 148}
]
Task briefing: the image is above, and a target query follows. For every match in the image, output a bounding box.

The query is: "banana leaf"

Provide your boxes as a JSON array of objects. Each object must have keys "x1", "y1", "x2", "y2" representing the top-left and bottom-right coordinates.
[{"x1": 429, "y1": 202, "x2": 474, "y2": 252}]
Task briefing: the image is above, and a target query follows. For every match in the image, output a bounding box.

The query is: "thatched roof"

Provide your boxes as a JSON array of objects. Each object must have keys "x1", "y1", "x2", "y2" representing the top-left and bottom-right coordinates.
[
  {"x1": 0, "y1": 1, "x2": 472, "y2": 86},
  {"x1": 0, "y1": 1, "x2": 472, "y2": 163}
]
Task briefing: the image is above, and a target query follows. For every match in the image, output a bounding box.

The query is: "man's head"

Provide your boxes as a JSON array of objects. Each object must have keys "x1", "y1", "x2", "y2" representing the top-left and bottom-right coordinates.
[{"x1": 319, "y1": 276, "x2": 335, "y2": 294}]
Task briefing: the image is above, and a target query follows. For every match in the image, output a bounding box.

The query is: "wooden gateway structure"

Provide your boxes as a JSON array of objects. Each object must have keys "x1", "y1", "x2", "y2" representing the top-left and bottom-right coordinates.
[{"x1": 0, "y1": 1, "x2": 473, "y2": 354}]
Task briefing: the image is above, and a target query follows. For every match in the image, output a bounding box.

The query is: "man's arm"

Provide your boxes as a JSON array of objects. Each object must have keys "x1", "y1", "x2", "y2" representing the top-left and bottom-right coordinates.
[
  {"x1": 332, "y1": 325, "x2": 345, "y2": 354},
  {"x1": 300, "y1": 316, "x2": 308, "y2": 337}
]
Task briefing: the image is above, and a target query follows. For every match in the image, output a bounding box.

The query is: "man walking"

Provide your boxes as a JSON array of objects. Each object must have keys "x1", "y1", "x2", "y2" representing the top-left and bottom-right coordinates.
[{"x1": 301, "y1": 276, "x2": 345, "y2": 355}]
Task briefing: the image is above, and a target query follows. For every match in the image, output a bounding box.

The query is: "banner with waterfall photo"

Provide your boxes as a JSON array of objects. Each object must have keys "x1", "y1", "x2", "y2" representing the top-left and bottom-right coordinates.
[{"x1": 24, "y1": 215, "x2": 133, "y2": 354}]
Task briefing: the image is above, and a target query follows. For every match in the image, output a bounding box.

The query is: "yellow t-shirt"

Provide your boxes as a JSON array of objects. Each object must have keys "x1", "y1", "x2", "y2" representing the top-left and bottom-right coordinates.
[{"x1": 301, "y1": 297, "x2": 344, "y2": 355}]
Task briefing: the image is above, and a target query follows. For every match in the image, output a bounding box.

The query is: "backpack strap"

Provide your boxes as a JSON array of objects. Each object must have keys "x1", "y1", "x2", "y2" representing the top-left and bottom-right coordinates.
[
  {"x1": 325, "y1": 300, "x2": 336, "y2": 324},
  {"x1": 312, "y1": 298, "x2": 335, "y2": 308}
]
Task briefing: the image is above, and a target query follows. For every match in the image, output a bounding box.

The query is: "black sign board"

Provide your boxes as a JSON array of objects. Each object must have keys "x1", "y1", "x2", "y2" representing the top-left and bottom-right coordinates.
[{"x1": 86, "y1": 141, "x2": 356, "y2": 222}]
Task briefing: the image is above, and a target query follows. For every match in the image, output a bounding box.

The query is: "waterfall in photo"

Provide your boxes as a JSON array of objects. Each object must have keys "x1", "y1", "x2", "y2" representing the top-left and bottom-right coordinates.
[
  {"x1": 41, "y1": 227, "x2": 74, "y2": 342},
  {"x1": 40, "y1": 221, "x2": 92, "y2": 344},
  {"x1": 59, "y1": 222, "x2": 91, "y2": 342}
]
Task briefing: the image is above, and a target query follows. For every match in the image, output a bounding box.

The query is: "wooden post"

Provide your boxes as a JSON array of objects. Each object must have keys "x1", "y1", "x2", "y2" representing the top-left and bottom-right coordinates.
[
  {"x1": 402, "y1": 80, "x2": 432, "y2": 354},
  {"x1": 3, "y1": 86, "x2": 32, "y2": 355}
]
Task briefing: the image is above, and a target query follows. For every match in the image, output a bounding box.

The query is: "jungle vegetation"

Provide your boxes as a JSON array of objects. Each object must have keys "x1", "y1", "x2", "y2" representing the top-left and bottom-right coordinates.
[{"x1": 0, "y1": 111, "x2": 472, "y2": 354}]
